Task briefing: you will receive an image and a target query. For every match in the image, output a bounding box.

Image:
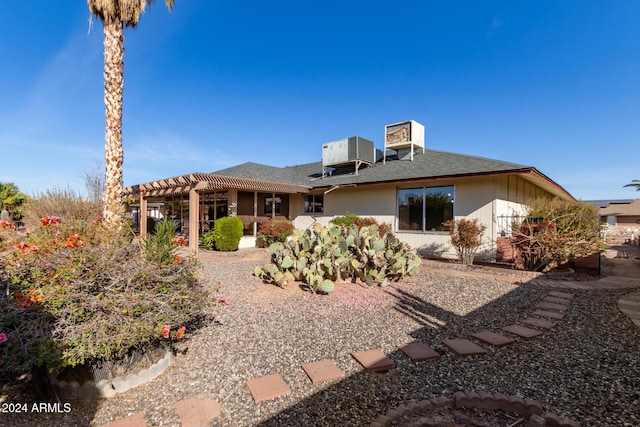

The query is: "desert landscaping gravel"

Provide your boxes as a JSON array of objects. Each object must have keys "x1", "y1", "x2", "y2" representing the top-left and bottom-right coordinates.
[{"x1": 1, "y1": 249, "x2": 639, "y2": 426}]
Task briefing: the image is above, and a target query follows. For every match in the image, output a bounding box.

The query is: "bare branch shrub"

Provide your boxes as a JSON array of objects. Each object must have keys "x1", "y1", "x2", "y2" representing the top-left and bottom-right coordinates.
[
  {"x1": 1, "y1": 210, "x2": 215, "y2": 375},
  {"x1": 83, "y1": 162, "x2": 104, "y2": 204},
  {"x1": 443, "y1": 218, "x2": 487, "y2": 265},
  {"x1": 21, "y1": 187, "x2": 102, "y2": 231},
  {"x1": 511, "y1": 198, "x2": 606, "y2": 271}
]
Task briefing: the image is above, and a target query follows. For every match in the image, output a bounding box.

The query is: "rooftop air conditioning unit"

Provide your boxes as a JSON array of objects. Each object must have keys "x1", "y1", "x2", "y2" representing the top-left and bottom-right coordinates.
[
  {"x1": 322, "y1": 136, "x2": 375, "y2": 177},
  {"x1": 384, "y1": 120, "x2": 425, "y2": 162}
]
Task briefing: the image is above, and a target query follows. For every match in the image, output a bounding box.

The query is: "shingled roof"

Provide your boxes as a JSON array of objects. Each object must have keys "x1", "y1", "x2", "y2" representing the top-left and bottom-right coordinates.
[
  {"x1": 213, "y1": 149, "x2": 573, "y2": 198},
  {"x1": 124, "y1": 148, "x2": 572, "y2": 199},
  {"x1": 595, "y1": 199, "x2": 640, "y2": 216}
]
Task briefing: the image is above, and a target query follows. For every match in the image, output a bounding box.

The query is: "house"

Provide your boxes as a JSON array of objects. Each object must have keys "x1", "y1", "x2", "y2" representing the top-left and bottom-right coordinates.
[
  {"x1": 587, "y1": 199, "x2": 640, "y2": 243},
  {"x1": 123, "y1": 120, "x2": 574, "y2": 260}
]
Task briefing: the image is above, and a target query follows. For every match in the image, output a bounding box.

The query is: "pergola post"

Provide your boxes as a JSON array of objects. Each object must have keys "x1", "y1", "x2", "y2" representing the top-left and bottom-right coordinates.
[
  {"x1": 140, "y1": 194, "x2": 148, "y2": 238},
  {"x1": 253, "y1": 191, "x2": 258, "y2": 236},
  {"x1": 189, "y1": 187, "x2": 199, "y2": 254},
  {"x1": 272, "y1": 192, "x2": 276, "y2": 219}
]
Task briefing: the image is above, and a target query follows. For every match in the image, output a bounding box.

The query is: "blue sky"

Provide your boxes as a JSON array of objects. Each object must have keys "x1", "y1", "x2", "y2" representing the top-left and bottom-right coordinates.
[{"x1": 1, "y1": 1, "x2": 638, "y2": 200}]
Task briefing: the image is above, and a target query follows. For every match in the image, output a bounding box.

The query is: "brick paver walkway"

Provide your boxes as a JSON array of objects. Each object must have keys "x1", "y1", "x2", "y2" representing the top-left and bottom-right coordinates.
[{"x1": 99, "y1": 275, "x2": 639, "y2": 427}]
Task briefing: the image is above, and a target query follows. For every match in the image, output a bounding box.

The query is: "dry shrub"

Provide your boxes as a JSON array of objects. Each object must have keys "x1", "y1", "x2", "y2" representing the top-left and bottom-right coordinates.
[
  {"x1": 0, "y1": 214, "x2": 215, "y2": 376},
  {"x1": 443, "y1": 218, "x2": 487, "y2": 265},
  {"x1": 21, "y1": 186, "x2": 102, "y2": 231},
  {"x1": 354, "y1": 216, "x2": 393, "y2": 238},
  {"x1": 511, "y1": 197, "x2": 606, "y2": 272}
]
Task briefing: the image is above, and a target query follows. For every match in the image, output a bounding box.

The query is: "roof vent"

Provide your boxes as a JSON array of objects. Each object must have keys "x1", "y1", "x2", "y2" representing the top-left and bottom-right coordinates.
[
  {"x1": 322, "y1": 136, "x2": 375, "y2": 178},
  {"x1": 384, "y1": 120, "x2": 425, "y2": 162}
]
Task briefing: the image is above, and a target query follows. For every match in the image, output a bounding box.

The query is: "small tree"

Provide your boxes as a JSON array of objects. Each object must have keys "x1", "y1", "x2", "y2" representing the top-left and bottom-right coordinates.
[{"x1": 443, "y1": 218, "x2": 487, "y2": 265}]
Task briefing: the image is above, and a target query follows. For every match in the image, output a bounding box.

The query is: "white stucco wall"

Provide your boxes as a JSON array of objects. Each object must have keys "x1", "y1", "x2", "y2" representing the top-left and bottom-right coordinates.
[{"x1": 291, "y1": 174, "x2": 555, "y2": 261}]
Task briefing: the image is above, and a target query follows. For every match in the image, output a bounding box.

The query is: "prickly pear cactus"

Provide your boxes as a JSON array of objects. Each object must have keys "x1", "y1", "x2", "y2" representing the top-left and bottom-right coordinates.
[{"x1": 254, "y1": 222, "x2": 421, "y2": 294}]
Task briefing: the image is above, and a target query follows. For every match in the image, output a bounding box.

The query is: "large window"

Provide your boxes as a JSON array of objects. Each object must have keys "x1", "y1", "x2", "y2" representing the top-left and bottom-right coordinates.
[
  {"x1": 397, "y1": 186, "x2": 454, "y2": 231},
  {"x1": 304, "y1": 194, "x2": 324, "y2": 213}
]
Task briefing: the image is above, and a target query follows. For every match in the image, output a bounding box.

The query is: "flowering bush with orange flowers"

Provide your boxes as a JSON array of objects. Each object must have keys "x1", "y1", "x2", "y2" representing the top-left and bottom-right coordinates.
[{"x1": 0, "y1": 204, "x2": 215, "y2": 377}]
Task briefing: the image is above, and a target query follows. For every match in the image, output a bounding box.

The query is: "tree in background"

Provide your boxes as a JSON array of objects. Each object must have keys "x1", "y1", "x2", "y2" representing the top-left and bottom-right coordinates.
[
  {"x1": 83, "y1": 162, "x2": 105, "y2": 204},
  {"x1": 624, "y1": 180, "x2": 640, "y2": 191},
  {"x1": 0, "y1": 182, "x2": 28, "y2": 221},
  {"x1": 87, "y1": 0, "x2": 175, "y2": 228}
]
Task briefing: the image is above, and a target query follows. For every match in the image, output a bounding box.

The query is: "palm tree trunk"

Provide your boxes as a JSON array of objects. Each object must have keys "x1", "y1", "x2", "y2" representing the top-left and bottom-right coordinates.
[{"x1": 102, "y1": 19, "x2": 125, "y2": 228}]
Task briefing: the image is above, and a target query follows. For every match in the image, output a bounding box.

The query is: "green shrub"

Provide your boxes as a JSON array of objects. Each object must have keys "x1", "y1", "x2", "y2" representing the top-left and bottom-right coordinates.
[
  {"x1": 443, "y1": 218, "x2": 486, "y2": 265},
  {"x1": 145, "y1": 218, "x2": 181, "y2": 264},
  {"x1": 254, "y1": 223, "x2": 420, "y2": 294},
  {"x1": 330, "y1": 212, "x2": 361, "y2": 227},
  {"x1": 257, "y1": 219, "x2": 295, "y2": 246},
  {"x1": 200, "y1": 229, "x2": 216, "y2": 250},
  {"x1": 0, "y1": 207, "x2": 214, "y2": 376},
  {"x1": 212, "y1": 216, "x2": 244, "y2": 251}
]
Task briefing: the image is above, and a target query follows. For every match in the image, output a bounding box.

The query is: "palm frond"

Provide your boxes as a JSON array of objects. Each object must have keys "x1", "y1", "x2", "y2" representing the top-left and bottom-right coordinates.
[
  {"x1": 87, "y1": 0, "x2": 174, "y2": 27},
  {"x1": 623, "y1": 180, "x2": 640, "y2": 190}
]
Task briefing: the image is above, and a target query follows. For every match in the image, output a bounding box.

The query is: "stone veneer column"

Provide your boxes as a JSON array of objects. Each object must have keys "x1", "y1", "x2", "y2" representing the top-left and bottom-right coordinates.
[{"x1": 227, "y1": 189, "x2": 238, "y2": 216}]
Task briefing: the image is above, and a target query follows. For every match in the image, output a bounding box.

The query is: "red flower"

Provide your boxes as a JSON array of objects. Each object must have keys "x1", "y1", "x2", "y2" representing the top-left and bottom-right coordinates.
[
  {"x1": 216, "y1": 297, "x2": 231, "y2": 307},
  {"x1": 14, "y1": 242, "x2": 37, "y2": 255},
  {"x1": 162, "y1": 324, "x2": 171, "y2": 339},
  {"x1": 175, "y1": 326, "x2": 186, "y2": 339},
  {"x1": 15, "y1": 290, "x2": 42, "y2": 308},
  {"x1": 40, "y1": 216, "x2": 60, "y2": 226},
  {"x1": 65, "y1": 234, "x2": 84, "y2": 248},
  {"x1": 172, "y1": 236, "x2": 187, "y2": 247},
  {"x1": 0, "y1": 220, "x2": 15, "y2": 230}
]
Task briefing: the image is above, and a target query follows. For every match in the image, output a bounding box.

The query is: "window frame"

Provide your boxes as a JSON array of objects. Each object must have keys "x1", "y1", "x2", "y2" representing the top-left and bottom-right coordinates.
[
  {"x1": 304, "y1": 194, "x2": 324, "y2": 214},
  {"x1": 396, "y1": 185, "x2": 454, "y2": 233}
]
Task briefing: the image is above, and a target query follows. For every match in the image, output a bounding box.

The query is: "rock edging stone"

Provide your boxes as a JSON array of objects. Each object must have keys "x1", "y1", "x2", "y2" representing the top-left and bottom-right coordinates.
[
  {"x1": 47, "y1": 346, "x2": 173, "y2": 400},
  {"x1": 370, "y1": 391, "x2": 580, "y2": 427}
]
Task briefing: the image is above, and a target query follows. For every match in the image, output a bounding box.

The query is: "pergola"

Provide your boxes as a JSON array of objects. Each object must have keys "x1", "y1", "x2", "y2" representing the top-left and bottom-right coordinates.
[{"x1": 123, "y1": 172, "x2": 310, "y2": 253}]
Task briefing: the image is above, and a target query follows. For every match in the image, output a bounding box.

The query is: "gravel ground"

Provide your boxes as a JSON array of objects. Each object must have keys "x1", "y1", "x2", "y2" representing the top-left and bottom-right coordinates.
[{"x1": 2, "y1": 248, "x2": 640, "y2": 427}]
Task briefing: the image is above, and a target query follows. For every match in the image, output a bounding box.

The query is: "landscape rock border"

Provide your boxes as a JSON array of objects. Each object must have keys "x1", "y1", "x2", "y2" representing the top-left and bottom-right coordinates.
[
  {"x1": 370, "y1": 391, "x2": 580, "y2": 427},
  {"x1": 47, "y1": 346, "x2": 173, "y2": 400}
]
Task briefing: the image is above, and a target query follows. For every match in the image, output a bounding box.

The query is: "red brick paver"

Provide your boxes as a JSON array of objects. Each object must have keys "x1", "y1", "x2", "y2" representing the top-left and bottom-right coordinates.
[
  {"x1": 246, "y1": 373, "x2": 291, "y2": 403},
  {"x1": 522, "y1": 317, "x2": 557, "y2": 329},
  {"x1": 351, "y1": 349, "x2": 396, "y2": 372},
  {"x1": 548, "y1": 291, "x2": 574, "y2": 300},
  {"x1": 470, "y1": 330, "x2": 515, "y2": 347},
  {"x1": 174, "y1": 396, "x2": 222, "y2": 427},
  {"x1": 398, "y1": 342, "x2": 440, "y2": 361},
  {"x1": 532, "y1": 309, "x2": 565, "y2": 320},
  {"x1": 442, "y1": 339, "x2": 487, "y2": 355},
  {"x1": 537, "y1": 302, "x2": 568, "y2": 312},
  {"x1": 301, "y1": 359, "x2": 345, "y2": 384},
  {"x1": 502, "y1": 324, "x2": 543, "y2": 339}
]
